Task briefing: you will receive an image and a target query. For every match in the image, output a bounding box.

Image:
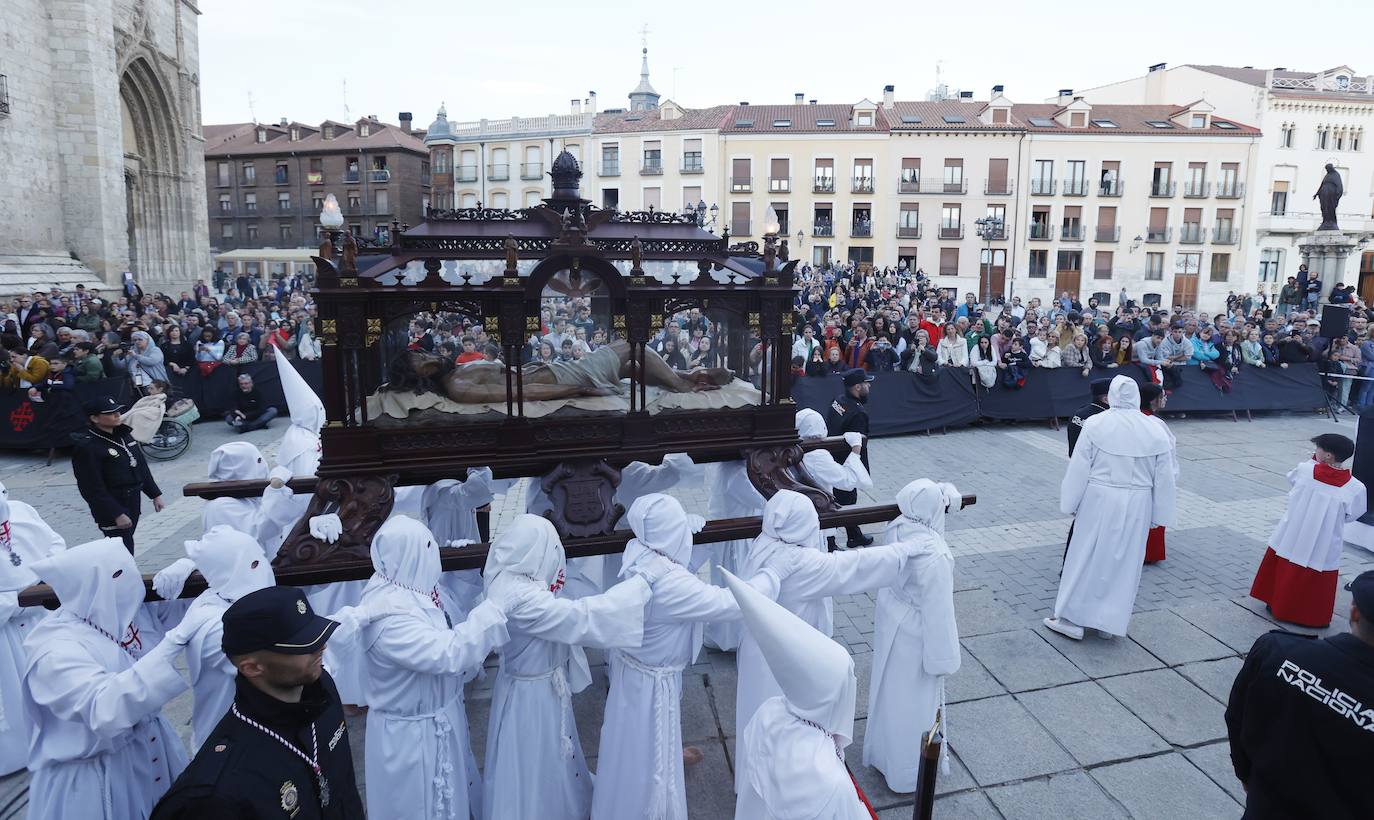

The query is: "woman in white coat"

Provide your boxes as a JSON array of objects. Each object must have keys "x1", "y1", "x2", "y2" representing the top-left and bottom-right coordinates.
[
  {"x1": 591, "y1": 494, "x2": 745, "y2": 820},
  {"x1": 863, "y1": 479, "x2": 962, "y2": 792},
  {"x1": 734, "y1": 490, "x2": 918, "y2": 791},
  {"x1": 22, "y1": 538, "x2": 195, "y2": 820},
  {"x1": 481, "y1": 514, "x2": 653, "y2": 820},
  {"x1": 359, "y1": 516, "x2": 511, "y2": 820},
  {"x1": 0, "y1": 483, "x2": 67, "y2": 775}
]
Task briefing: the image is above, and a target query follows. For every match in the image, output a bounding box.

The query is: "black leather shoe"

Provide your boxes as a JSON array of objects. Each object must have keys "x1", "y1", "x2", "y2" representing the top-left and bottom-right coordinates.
[
  {"x1": 826, "y1": 536, "x2": 840, "y2": 552},
  {"x1": 847, "y1": 534, "x2": 875, "y2": 549}
]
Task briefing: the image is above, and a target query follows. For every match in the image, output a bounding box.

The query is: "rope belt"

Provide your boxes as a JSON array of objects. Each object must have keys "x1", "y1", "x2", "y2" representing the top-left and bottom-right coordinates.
[
  {"x1": 505, "y1": 664, "x2": 575, "y2": 759},
  {"x1": 612, "y1": 650, "x2": 687, "y2": 820}
]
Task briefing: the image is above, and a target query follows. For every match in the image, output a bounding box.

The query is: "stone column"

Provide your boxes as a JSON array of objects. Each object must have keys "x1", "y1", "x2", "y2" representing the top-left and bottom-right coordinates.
[{"x1": 1299, "y1": 230, "x2": 1358, "y2": 306}]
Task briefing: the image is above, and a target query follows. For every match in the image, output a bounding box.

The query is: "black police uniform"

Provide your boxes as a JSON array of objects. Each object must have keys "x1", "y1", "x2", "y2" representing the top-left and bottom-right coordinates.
[
  {"x1": 151, "y1": 673, "x2": 363, "y2": 820},
  {"x1": 1225, "y1": 630, "x2": 1374, "y2": 819},
  {"x1": 70, "y1": 421, "x2": 161, "y2": 554},
  {"x1": 825, "y1": 380, "x2": 871, "y2": 547},
  {"x1": 1066, "y1": 398, "x2": 1108, "y2": 457}
]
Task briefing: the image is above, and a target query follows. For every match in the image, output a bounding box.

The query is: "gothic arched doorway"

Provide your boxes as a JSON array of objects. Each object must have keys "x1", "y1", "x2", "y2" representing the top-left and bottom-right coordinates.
[{"x1": 118, "y1": 57, "x2": 184, "y2": 283}]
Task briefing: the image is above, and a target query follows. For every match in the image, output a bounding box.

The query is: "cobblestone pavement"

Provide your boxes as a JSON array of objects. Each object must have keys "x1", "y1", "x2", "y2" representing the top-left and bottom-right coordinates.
[{"x1": 4, "y1": 410, "x2": 1372, "y2": 818}]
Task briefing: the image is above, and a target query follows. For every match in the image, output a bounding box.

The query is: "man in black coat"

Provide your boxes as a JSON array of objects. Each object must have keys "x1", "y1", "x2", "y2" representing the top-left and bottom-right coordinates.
[
  {"x1": 1225, "y1": 571, "x2": 1374, "y2": 819},
  {"x1": 70, "y1": 395, "x2": 164, "y2": 553},
  {"x1": 824, "y1": 368, "x2": 874, "y2": 549},
  {"x1": 152, "y1": 586, "x2": 365, "y2": 820}
]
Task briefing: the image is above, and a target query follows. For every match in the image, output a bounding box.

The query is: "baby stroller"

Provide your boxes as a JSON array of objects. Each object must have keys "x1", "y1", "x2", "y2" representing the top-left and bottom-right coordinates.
[{"x1": 124, "y1": 389, "x2": 197, "y2": 460}]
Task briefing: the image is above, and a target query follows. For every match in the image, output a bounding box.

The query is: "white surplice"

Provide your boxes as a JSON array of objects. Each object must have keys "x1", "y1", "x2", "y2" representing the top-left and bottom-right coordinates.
[
  {"x1": 863, "y1": 480, "x2": 961, "y2": 793},
  {"x1": 1269, "y1": 461, "x2": 1367, "y2": 571},
  {"x1": 590, "y1": 495, "x2": 741, "y2": 820},
  {"x1": 359, "y1": 517, "x2": 510, "y2": 820},
  {"x1": 700, "y1": 460, "x2": 764, "y2": 651},
  {"x1": 481, "y1": 515, "x2": 650, "y2": 820},
  {"x1": 0, "y1": 491, "x2": 66, "y2": 775},
  {"x1": 22, "y1": 539, "x2": 189, "y2": 820},
  {"x1": 735, "y1": 491, "x2": 910, "y2": 792},
  {"x1": 1055, "y1": 377, "x2": 1176, "y2": 636}
]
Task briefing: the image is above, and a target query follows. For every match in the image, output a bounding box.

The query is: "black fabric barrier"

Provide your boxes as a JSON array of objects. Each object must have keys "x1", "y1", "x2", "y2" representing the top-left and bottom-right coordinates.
[
  {"x1": 790, "y1": 363, "x2": 1327, "y2": 438},
  {"x1": 0, "y1": 359, "x2": 325, "y2": 452}
]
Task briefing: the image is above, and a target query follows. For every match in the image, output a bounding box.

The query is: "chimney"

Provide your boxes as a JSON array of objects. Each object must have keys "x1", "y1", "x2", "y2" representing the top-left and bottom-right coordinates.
[
  {"x1": 1148, "y1": 62, "x2": 1167, "y2": 72},
  {"x1": 809, "y1": 99, "x2": 817, "y2": 105},
  {"x1": 1057, "y1": 88, "x2": 1074, "y2": 99},
  {"x1": 398, "y1": 111, "x2": 412, "y2": 133},
  {"x1": 571, "y1": 98, "x2": 582, "y2": 114},
  {"x1": 588, "y1": 91, "x2": 597, "y2": 113},
  {"x1": 794, "y1": 92, "x2": 804, "y2": 104},
  {"x1": 882, "y1": 84, "x2": 895, "y2": 109},
  {"x1": 1145, "y1": 64, "x2": 1167, "y2": 103},
  {"x1": 279, "y1": 117, "x2": 288, "y2": 127},
  {"x1": 739, "y1": 101, "x2": 749, "y2": 106},
  {"x1": 992, "y1": 84, "x2": 1004, "y2": 96},
  {"x1": 959, "y1": 91, "x2": 974, "y2": 99}
]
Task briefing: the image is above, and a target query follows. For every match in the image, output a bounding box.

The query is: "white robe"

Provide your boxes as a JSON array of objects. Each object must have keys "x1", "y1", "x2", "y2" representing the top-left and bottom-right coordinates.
[
  {"x1": 0, "y1": 500, "x2": 66, "y2": 775},
  {"x1": 1269, "y1": 461, "x2": 1367, "y2": 571},
  {"x1": 424, "y1": 471, "x2": 502, "y2": 615},
  {"x1": 362, "y1": 597, "x2": 509, "y2": 820},
  {"x1": 482, "y1": 577, "x2": 650, "y2": 820},
  {"x1": 863, "y1": 548, "x2": 959, "y2": 792},
  {"x1": 180, "y1": 593, "x2": 237, "y2": 752},
  {"x1": 736, "y1": 698, "x2": 870, "y2": 820},
  {"x1": 701, "y1": 461, "x2": 763, "y2": 651},
  {"x1": 1055, "y1": 434, "x2": 1176, "y2": 636},
  {"x1": 590, "y1": 565, "x2": 739, "y2": 820},
  {"x1": 22, "y1": 615, "x2": 189, "y2": 820},
  {"x1": 736, "y1": 544, "x2": 909, "y2": 790}
]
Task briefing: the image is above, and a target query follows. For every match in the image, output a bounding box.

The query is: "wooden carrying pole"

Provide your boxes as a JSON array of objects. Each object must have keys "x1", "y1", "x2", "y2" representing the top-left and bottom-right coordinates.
[
  {"x1": 16, "y1": 495, "x2": 974, "y2": 608},
  {"x1": 912, "y1": 708, "x2": 944, "y2": 820}
]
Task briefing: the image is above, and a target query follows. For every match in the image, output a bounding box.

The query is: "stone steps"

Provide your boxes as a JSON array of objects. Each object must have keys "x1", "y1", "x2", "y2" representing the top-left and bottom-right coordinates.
[{"x1": 0, "y1": 254, "x2": 107, "y2": 297}]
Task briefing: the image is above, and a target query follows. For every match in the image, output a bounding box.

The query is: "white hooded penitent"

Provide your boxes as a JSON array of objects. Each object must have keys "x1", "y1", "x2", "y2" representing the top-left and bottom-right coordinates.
[{"x1": 275, "y1": 352, "x2": 326, "y2": 476}]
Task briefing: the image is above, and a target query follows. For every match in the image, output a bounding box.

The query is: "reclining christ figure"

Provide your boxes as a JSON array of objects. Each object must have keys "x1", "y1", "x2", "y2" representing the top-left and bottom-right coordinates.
[{"x1": 385, "y1": 339, "x2": 734, "y2": 404}]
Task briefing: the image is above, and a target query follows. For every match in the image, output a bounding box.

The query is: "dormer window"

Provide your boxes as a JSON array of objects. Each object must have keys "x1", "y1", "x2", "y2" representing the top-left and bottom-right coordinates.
[
  {"x1": 991, "y1": 108, "x2": 1008, "y2": 124},
  {"x1": 360, "y1": 123, "x2": 370, "y2": 137},
  {"x1": 324, "y1": 125, "x2": 335, "y2": 139},
  {"x1": 1190, "y1": 113, "x2": 1207, "y2": 129},
  {"x1": 289, "y1": 127, "x2": 299, "y2": 141},
  {"x1": 256, "y1": 129, "x2": 266, "y2": 143},
  {"x1": 1336, "y1": 74, "x2": 1351, "y2": 90},
  {"x1": 857, "y1": 112, "x2": 873, "y2": 126}
]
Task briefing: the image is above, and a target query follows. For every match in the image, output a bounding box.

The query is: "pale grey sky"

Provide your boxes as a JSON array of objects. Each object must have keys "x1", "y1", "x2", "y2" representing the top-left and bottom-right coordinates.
[{"x1": 199, "y1": 0, "x2": 1368, "y2": 127}]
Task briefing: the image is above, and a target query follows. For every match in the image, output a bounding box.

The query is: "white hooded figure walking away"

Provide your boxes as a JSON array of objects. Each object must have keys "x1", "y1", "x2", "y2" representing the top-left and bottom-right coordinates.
[
  {"x1": 358, "y1": 516, "x2": 510, "y2": 820},
  {"x1": 590, "y1": 494, "x2": 745, "y2": 820},
  {"x1": 480, "y1": 514, "x2": 652, "y2": 820},
  {"x1": 173, "y1": 525, "x2": 276, "y2": 752},
  {"x1": 794, "y1": 409, "x2": 871, "y2": 498},
  {"x1": 720, "y1": 569, "x2": 873, "y2": 820},
  {"x1": 22, "y1": 538, "x2": 198, "y2": 820},
  {"x1": 423, "y1": 467, "x2": 508, "y2": 616},
  {"x1": 1046, "y1": 376, "x2": 1177, "y2": 640},
  {"x1": 699, "y1": 459, "x2": 763, "y2": 651},
  {"x1": 863, "y1": 479, "x2": 962, "y2": 793},
  {"x1": 735, "y1": 489, "x2": 916, "y2": 792},
  {"x1": 0, "y1": 481, "x2": 67, "y2": 776}
]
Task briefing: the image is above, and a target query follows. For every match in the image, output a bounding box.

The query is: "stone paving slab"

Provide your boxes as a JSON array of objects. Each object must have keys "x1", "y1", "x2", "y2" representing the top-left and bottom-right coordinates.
[
  {"x1": 962, "y1": 629, "x2": 1087, "y2": 693},
  {"x1": 849, "y1": 717, "x2": 977, "y2": 812},
  {"x1": 951, "y1": 587, "x2": 1023, "y2": 638},
  {"x1": 985, "y1": 771, "x2": 1129, "y2": 820},
  {"x1": 946, "y1": 695, "x2": 1077, "y2": 787},
  {"x1": 945, "y1": 647, "x2": 1007, "y2": 704},
  {"x1": 876, "y1": 789, "x2": 1004, "y2": 819},
  {"x1": 1098, "y1": 669, "x2": 1229, "y2": 747},
  {"x1": 1176, "y1": 656, "x2": 1245, "y2": 704},
  {"x1": 1183, "y1": 742, "x2": 1247, "y2": 805},
  {"x1": 1016, "y1": 682, "x2": 1170, "y2": 766},
  {"x1": 1035, "y1": 626, "x2": 1164, "y2": 679},
  {"x1": 1172, "y1": 599, "x2": 1288, "y2": 654},
  {"x1": 1090, "y1": 753, "x2": 1241, "y2": 820},
  {"x1": 1124, "y1": 609, "x2": 1235, "y2": 666}
]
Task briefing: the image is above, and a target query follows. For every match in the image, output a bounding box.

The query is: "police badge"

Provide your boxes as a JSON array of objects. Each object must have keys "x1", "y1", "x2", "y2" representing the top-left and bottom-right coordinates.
[{"x1": 280, "y1": 780, "x2": 299, "y2": 813}]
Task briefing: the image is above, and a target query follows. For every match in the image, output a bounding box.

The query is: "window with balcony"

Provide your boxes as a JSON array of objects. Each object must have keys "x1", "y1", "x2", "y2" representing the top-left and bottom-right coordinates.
[
  {"x1": 943, "y1": 159, "x2": 964, "y2": 193},
  {"x1": 274, "y1": 162, "x2": 289, "y2": 185},
  {"x1": 1029, "y1": 207, "x2": 1051, "y2": 240},
  {"x1": 898, "y1": 203, "x2": 920, "y2": 238},
  {"x1": 985, "y1": 204, "x2": 1006, "y2": 238},
  {"x1": 853, "y1": 160, "x2": 874, "y2": 193},
  {"x1": 642, "y1": 141, "x2": 662, "y2": 174},
  {"x1": 369, "y1": 156, "x2": 390, "y2": 182},
  {"x1": 1061, "y1": 206, "x2": 1083, "y2": 240},
  {"x1": 1271, "y1": 184, "x2": 1288, "y2": 216},
  {"x1": 218, "y1": 194, "x2": 231, "y2": 213},
  {"x1": 899, "y1": 158, "x2": 921, "y2": 193},
  {"x1": 1151, "y1": 163, "x2": 1173, "y2": 196},
  {"x1": 940, "y1": 204, "x2": 962, "y2": 239},
  {"x1": 1180, "y1": 208, "x2": 1203, "y2": 243},
  {"x1": 216, "y1": 162, "x2": 231, "y2": 187},
  {"x1": 602, "y1": 188, "x2": 619, "y2": 209},
  {"x1": 1145, "y1": 252, "x2": 1164, "y2": 280},
  {"x1": 601, "y1": 145, "x2": 620, "y2": 177},
  {"x1": 344, "y1": 159, "x2": 360, "y2": 184},
  {"x1": 851, "y1": 205, "x2": 873, "y2": 237},
  {"x1": 814, "y1": 159, "x2": 835, "y2": 192},
  {"x1": 1095, "y1": 206, "x2": 1117, "y2": 241},
  {"x1": 308, "y1": 158, "x2": 324, "y2": 185},
  {"x1": 731, "y1": 201, "x2": 751, "y2": 236},
  {"x1": 243, "y1": 193, "x2": 257, "y2": 214},
  {"x1": 246, "y1": 224, "x2": 259, "y2": 242},
  {"x1": 458, "y1": 151, "x2": 479, "y2": 182},
  {"x1": 1094, "y1": 251, "x2": 1114, "y2": 280},
  {"x1": 1216, "y1": 163, "x2": 1240, "y2": 198},
  {"x1": 682, "y1": 138, "x2": 703, "y2": 173},
  {"x1": 769, "y1": 158, "x2": 790, "y2": 192},
  {"x1": 277, "y1": 194, "x2": 290, "y2": 213},
  {"x1": 1031, "y1": 159, "x2": 1054, "y2": 195},
  {"x1": 1099, "y1": 161, "x2": 1121, "y2": 196},
  {"x1": 1028, "y1": 249, "x2": 1048, "y2": 278},
  {"x1": 813, "y1": 206, "x2": 833, "y2": 236},
  {"x1": 242, "y1": 162, "x2": 256, "y2": 184},
  {"x1": 731, "y1": 158, "x2": 751, "y2": 192},
  {"x1": 1147, "y1": 207, "x2": 1170, "y2": 242},
  {"x1": 489, "y1": 149, "x2": 509, "y2": 181},
  {"x1": 1184, "y1": 162, "x2": 1208, "y2": 197},
  {"x1": 433, "y1": 149, "x2": 451, "y2": 174},
  {"x1": 347, "y1": 191, "x2": 361, "y2": 210},
  {"x1": 772, "y1": 203, "x2": 789, "y2": 234},
  {"x1": 1056, "y1": 250, "x2": 1082, "y2": 273},
  {"x1": 522, "y1": 146, "x2": 542, "y2": 179},
  {"x1": 1210, "y1": 253, "x2": 1230, "y2": 282},
  {"x1": 1064, "y1": 160, "x2": 1087, "y2": 195},
  {"x1": 986, "y1": 158, "x2": 1010, "y2": 195},
  {"x1": 1213, "y1": 209, "x2": 1235, "y2": 244},
  {"x1": 939, "y1": 248, "x2": 959, "y2": 276}
]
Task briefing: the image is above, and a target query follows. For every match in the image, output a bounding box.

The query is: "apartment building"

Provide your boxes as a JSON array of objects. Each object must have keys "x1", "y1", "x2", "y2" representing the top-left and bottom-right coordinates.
[
  {"x1": 204, "y1": 114, "x2": 430, "y2": 275},
  {"x1": 1074, "y1": 63, "x2": 1374, "y2": 301},
  {"x1": 589, "y1": 102, "x2": 729, "y2": 214}
]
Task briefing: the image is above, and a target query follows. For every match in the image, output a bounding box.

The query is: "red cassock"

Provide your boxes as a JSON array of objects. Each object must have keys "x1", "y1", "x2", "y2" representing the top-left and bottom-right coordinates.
[
  {"x1": 1140, "y1": 408, "x2": 1167, "y2": 564},
  {"x1": 1250, "y1": 461, "x2": 1367, "y2": 628}
]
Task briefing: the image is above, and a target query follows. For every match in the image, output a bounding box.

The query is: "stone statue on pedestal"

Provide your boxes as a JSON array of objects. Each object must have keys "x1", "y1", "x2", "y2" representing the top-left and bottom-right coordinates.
[{"x1": 1314, "y1": 163, "x2": 1344, "y2": 231}]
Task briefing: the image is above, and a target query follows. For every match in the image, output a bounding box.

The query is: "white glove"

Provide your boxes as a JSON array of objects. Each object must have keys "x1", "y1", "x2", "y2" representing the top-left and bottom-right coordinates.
[
  {"x1": 444, "y1": 539, "x2": 476, "y2": 548},
  {"x1": 309, "y1": 513, "x2": 343, "y2": 543},
  {"x1": 627, "y1": 554, "x2": 673, "y2": 586},
  {"x1": 939, "y1": 482, "x2": 963, "y2": 512},
  {"x1": 152, "y1": 557, "x2": 196, "y2": 601},
  {"x1": 685, "y1": 514, "x2": 707, "y2": 534},
  {"x1": 484, "y1": 573, "x2": 533, "y2": 613},
  {"x1": 268, "y1": 466, "x2": 293, "y2": 489},
  {"x1": 161, "y1": 606, "x2": 213, "y2": 648},
  {"x1": 843, "y1": 432, "x2": 865, "y2": 448}
]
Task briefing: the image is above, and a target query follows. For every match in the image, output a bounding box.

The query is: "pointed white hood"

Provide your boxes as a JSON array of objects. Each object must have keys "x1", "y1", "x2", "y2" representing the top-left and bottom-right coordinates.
[
  {"x1": 794, "y1": 408, "x2": 827, "y2": 440},
  {"x1": 721, "y1": 567, "x2": 856, "y2": 743},
  {"x1": 1084, "y1": 376, "x2": 1173, "y2": 458},
  {"x1": 363, "y1": 515, "x2": 442, "y2": 604},
  {"x1": 741, "y1": 489, "x2": 821, "y2": 578},
  {"x1": 484, "y1": 513, "x2": 565, "y2": 592},
  {"x1": 207, "y1": 442, "x2": 270, "y2": 481},
  {"x1": 187, "y1": 525, "x2": 275, "y2": 602},
  {"x1": 275, "y1": 353, "x2": 325, "y2": 476},
  {"x1": 619, "y1": 493, "x2": 695, "y2": 578},
  {"x1": 30, "y1": 538, "x2": 144, "y2": 635}
]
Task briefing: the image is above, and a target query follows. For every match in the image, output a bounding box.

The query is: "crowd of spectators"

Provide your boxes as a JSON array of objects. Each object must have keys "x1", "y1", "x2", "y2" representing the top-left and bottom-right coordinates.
[
  {"x1": 1, "y1": 272, "x2": 321, "y2": 409},
  {"x1": 786, "y1": 262, "x2": 1372, "y2": 412}
]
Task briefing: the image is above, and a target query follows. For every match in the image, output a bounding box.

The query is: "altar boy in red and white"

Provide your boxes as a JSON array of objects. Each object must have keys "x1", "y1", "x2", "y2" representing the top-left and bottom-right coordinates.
[{"x1": 1250, "y1": 433, "x2": 1366, "y2": 628}]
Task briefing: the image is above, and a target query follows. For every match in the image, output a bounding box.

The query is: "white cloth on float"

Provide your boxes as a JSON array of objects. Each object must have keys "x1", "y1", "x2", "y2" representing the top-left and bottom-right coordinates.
[
  {"x1": 863, "y1": 480, "x2": 961, "y2": 793},
  {"x1": 590, "y1": 495, "x2": 741, "y2": 820},
  {"x1": 22, "y1": 539, "x2": 189, "y2": 820},
  {"x1": 480, "y1": 515, "x2": 650, "y2": 820},
  {"x1": 1055, "y1": 376, "x2": 1176, "y2": 636},
  {"x1": 359, "y1": 516, "x2": 510, "y2": 820}
]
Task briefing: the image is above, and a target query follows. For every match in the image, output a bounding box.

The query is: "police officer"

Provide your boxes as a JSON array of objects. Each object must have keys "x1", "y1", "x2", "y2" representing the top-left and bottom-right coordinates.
[
  {"x1": 1225, "y1": 570, "x2": 1374, "y2": 818},
  {"x1": 71, "y1": 395, "x2": 163, "y2": 553},
  {"x1": 151, "y1": 586, "x2": 365, "y2": 819},
  {"x1": 1067, "y1": 377, "x2": 1112, "y2": 456},
  {"x1": 824, "y1": 368, "x2": 874, "y2": 549}
]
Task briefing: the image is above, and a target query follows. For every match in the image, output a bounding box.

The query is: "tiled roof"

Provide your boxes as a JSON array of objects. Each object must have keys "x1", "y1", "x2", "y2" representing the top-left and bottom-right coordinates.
[
  {"x1": 884, "y1": 100, "x2": 1017, "y2": 131},
  {"x1": 718, "y1": 103, "x2": 888, "y2": 134},
  {"x1": 204, "y1": 119, "x2": 429, "y2": 157},
  {"x1": 1010, "y1": 104, "x2": 1260, "y2": 136},
  {"x1": 593, "y1": 105, "x2": 732, "y2": 134}
]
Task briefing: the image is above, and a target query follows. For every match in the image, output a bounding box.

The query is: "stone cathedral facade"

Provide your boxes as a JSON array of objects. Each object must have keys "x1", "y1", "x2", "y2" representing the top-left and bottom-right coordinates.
[{"x1": 0, "y1": 0, "x2": 209, "y2": 292}]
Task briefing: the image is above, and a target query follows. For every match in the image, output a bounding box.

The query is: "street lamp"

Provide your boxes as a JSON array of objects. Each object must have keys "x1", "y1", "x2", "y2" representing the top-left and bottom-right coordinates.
[
  {"x1": 320, "y1": 193, "x2": 345, "y2": 230},
  {"x1": 796, "y1": 229, "x2": 805, "y2": 247},
  {"x1": 762, "y1": 206, "x2": 782, "y2": 271},
  {"x1": 708, "y1": 203, "x2": 719, "y2": 231},
  {"x1": 974, "y1": 216, "x2": 1004, "y2": 307}
]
